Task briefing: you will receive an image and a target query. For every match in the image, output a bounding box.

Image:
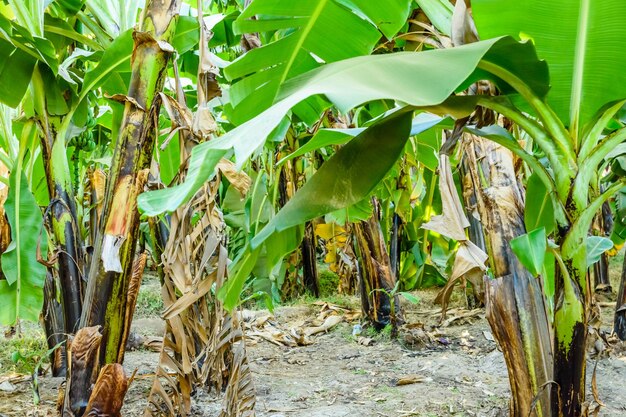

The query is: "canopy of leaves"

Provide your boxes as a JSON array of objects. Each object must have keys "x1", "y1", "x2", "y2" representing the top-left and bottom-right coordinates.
[{"x1": 473, "y1": 0, "x2": 626, "y2": 134}]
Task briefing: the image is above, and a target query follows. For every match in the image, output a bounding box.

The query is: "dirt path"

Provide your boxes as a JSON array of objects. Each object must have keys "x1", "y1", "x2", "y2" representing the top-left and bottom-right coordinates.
[
  {"x1": 239, "y1": 304, "x2": 512, "y2": 417},
  {"x1": 3, "y1": 290, "x2": 626, "y2": 416}
]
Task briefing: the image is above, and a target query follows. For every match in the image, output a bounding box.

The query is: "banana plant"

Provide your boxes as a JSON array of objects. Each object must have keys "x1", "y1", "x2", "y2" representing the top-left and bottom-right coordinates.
[
  {"x1": 139, "y1": 2, "x2": 626, "y2": 411},
  {"x1": 0, "y1": 2, "x2": 89, "y2": 336},
  {"x1": 0, "y1": 120, "x2": 48, "y2": 326},
  {"x1": 0, "y1": 0, "x2": 142, "y2": 338},
  {"x1": 223, "y1": 0, "x2": 414, "y2": 124},
  {"x1": 80, "y1": 0, "x2": 182, "y2": 367},
  {"x1": 471, "y1": 2, "x2": 626, "y2": 415}
]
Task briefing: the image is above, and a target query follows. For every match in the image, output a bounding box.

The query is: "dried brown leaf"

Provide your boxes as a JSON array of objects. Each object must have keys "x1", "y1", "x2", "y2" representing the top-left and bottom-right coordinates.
[
  {"x1": 451, "y1": 0, "x2": 478, "y2": 47},
  {"x1": 146, "y1": 180, "x2": 255, "y2": 416},
  {"x1": 64, "y1": 326, "x2": 103, "y2": 416},
  {"x1": 216, "y1": 159, "x2": 251, "y2": 196},
  {"x1": 83, "y1": 364, "x2": 128, "y2": 417},
  {"x1": 303, "y1": 315, "x2": 343, "y2": 336},
  {"x1": 393, "y1": 374, "x2": 429, "y2": 386},
  {"x1": 119, "y1": 252, "x2": 148, "y2": 362},
  {"x1": 421, "y1": 155, "x2": 469, "y2": 241}
]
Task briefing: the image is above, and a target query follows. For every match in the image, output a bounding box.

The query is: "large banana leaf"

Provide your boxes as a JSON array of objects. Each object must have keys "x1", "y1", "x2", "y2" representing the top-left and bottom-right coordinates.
[
  {"x1": 85, "y1": 0, "x2": 142, "y2": 37},
  {"x1": 251, "y1": 109, "x2": 413, "y2": 248},
  {"x1": 473, "y1": 0, "x2": 626, "y2": 134},
  {"x1": 220, "y1": 110, "x2": 413, "y2": 309},
  {"x1": 80, "y1": 28, "x2": 133, "y2": 102},
  {"x1": 138, "y1": 36, "x2": 548, "y2": 216},
  {"x1": 0, "y1": 169, "x2": 47, "y2": 325},
  {"x1": 224, "y1": 0, "x2": 413, "y2": 123},
  {"x1": 0, "y1": 15, "x2": 45, "y2": 107}
]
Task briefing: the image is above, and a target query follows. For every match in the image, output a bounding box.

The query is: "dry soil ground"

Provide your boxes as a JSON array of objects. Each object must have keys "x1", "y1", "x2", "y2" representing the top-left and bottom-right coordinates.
[{"x1": 1, "y1": 275, "x2": 626, "y2": 416}]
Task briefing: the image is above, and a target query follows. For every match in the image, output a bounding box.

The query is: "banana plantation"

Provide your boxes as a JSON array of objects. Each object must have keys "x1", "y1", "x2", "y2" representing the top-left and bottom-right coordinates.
[{"x1": 2, "y1": 0, "x2": 626, "y2": 416}]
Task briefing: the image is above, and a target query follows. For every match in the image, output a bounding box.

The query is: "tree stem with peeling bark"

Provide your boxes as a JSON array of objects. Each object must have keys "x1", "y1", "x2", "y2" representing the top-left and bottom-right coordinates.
[{"x1": 79, "y1": 0, "x2": 182, "y2": 365}]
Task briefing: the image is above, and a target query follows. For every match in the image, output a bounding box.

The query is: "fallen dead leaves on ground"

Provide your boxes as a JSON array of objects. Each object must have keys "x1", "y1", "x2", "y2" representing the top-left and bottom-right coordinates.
[
  {"x1": 241, "y1": 302, "x2": 360, "y2": 348},
  {"x1": 391, "y1": 374, "x2": 432, "y2": 386}
]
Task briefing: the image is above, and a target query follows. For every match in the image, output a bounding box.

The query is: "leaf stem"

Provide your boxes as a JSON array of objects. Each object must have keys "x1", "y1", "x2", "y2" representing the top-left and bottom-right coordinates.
[{"x1": 477, "y1": 61, "x2": 575, "y2": 168}]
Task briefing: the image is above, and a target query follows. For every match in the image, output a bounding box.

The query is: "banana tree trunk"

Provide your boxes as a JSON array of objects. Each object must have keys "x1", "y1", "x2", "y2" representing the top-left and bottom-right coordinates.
[
  {"x1": 42, "y1": 270, "x2": 67, "y2": 377},
  {"x1": 459, "y1": 157, "x2": 487, "y2": 304},
  {"x1": 80, "y1": 0, "x2": 181, "y2": 365},
  {"x1": 33, "y1": 66, "x2": 85, "y2": 335},
  {"x1": 290, "y1": 132, "x2": 320, "y2": 298},
  {"x1": 277, "y1": 162, "x2": 301, "y2": 298},
  {"x1": 354, "y1": 199, "x2": 401, "y2": 331},
  {"x1": 553, "y1": 186, "x2": 604, "y2": 417},
  {"x1": 278, "y1": 154, "x2": 319, "y2": 297},
  {"x1": 463, "y1": 135, "x2": 552, "y2": 417},
  {"x1": 389, "y1": 213, "x2": 402, "y2": 278},
  {"x1": 301, "y1": 221, "x2": 319, "y2": 297},
  {"x1": 460, "y1": 158, "x2": 487, "y2": 253},
  {"x1": 551, "y1": 248, "x2": 587, "y2": 417},
  {"x1": 615, "y1": 253, "x2": 626, "y2": 340}
]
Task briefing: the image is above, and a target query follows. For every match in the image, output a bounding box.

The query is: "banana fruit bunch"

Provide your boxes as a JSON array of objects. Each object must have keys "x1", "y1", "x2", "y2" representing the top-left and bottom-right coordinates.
[{"x1": 69, "y1": 114, "x2": 97, "y2": 152}]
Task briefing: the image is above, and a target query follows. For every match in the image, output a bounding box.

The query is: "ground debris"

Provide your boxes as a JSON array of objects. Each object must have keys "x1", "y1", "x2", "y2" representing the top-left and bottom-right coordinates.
[
  {"x1": 356, "y1": 336, "x2": 375, "y2": 346},
  {"x1": 438, "y1": 308, "x2": 484, "y2": 327},
  {"x1": 241, "y1": 304, "x2": 349, "y2": 347},
  {"x1": 391, "y1": 374, "x2": 431, "y2": 386},
  {"x1": 0, "y1": 381, "x2": 17, "y2": 392}
]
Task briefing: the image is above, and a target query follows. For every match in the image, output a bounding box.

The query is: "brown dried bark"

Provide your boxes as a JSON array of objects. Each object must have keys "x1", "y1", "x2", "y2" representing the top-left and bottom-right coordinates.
[
  {"x1": 354, "y1": 200, "x2": 401, "y2": 331},
  {"x1": 82, "y1": 364, "x2": 129, "y2": 417},
  {"x1": 63, "y1": 326, "x2": 103, "y2": 416},
  {"x1": 463, "y1": 136, "x2": 553, "y2": 417}
]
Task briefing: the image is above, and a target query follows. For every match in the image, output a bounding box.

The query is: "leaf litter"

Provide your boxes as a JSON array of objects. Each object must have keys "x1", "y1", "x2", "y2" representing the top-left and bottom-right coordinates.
[{"x1": 2, "y1": 290, "x2": 626, "y2": 416}]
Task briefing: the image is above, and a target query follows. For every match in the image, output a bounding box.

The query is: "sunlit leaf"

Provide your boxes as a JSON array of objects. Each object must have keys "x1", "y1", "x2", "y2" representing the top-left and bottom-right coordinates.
[
  {"x1": 0, "y1": 170, "x2": 47, "y2": 325},
  {"x1": 510, "y1": 227, "x2": 546, "y2": 277},
  {"x1": 586, "y1": 236, "x2": 613, "y2": 267}
]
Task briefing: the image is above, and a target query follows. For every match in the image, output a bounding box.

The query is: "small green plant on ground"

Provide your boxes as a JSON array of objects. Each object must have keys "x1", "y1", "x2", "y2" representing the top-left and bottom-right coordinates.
[
  {"x1": 364, "y1": 323, "x2": 393, "y2": 342},
  {"x1": 11, "y1": 340, "x2": 64, "y2": 405},
  {"x1": 318, "y1": 267, "x2": 340, "y2": 297},
  {"x1": 370, "y1": 283, "x2": 421, "y2": 338},
  {"x1": 135, "y1": 283, "x2": 164, "y2": 317},
  {"x1": 0, "y1": 332, "x2": 48, "y2": 374}
]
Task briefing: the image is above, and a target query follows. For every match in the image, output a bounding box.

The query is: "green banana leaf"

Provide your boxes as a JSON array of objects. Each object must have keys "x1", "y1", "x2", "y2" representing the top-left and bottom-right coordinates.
[
  {"x1": 0, "y1": 15, "x2": 39, "y2": 108},
  {"x1": 0, "y1": 39, "x2": 36, "y2": 108},
  {"x1": 510, "y1": 227, "x2": 546, "y2": 277},
  {"x1": 224, "y1": 0, "x2": 413, "y2": 123},
  {"x1": 80, "y1": 28, "x2": 133, "y2": 102},
  {"x1": 277, "y1": 113, "x2": 444, "y2": 165},
  {"x1": 138, "y1": 36, "x2": 548, "y2": 216},
  {"x1": 251, "y1": 109, "x2": 414, "y2": 248},
  {"x1": 586, "y1": 236, "x2": 613, "y2": 267},
  {"x1": 0, "y1": 170, "x2": 48, "y2": 325},
  {"x1": 219, "y1": 109, "x2": 413, "y2": 310},
  {"x1": 524, "y1": 172, "x2": 555, "y2": 235},
  {"x1": 473, "y1": 0, "x2": 626, "y2": 134},
  {"x1": 85, "y1": 0, "x2": 142, "y2": 37},
  {"x1": 8, "y1": 0, "x2": 44, "y2": 37}
]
